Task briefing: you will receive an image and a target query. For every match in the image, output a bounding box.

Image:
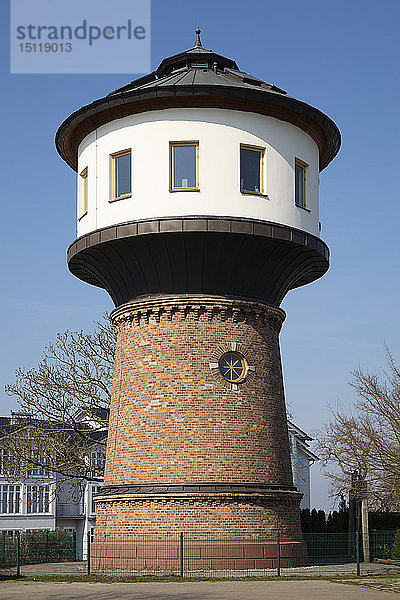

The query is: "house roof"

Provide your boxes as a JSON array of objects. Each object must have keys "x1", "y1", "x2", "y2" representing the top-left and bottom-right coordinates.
[
  {"x1": 287, "y1": 419, "x2": 313, "y2": 442},
  {"x1": 55, "y1": 29, "x2": 340, "y2": 173},
  {"x1": 0, "y1": 413, "x2": 107, "y2": 444},
  {"x1": 288, "y1": 419, "x2": 319, "y2": 462}
]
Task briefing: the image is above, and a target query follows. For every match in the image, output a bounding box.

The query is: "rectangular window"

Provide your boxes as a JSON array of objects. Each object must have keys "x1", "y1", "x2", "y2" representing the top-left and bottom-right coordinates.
[
  {"x1": 89, "y1": 450, "x2": 105, "y2": 478},
  {"x1": 27, "y1": 456, "x2": 48, "y2": 477},
  {"x1": 111, "y1": 150, "x2": 131, "y2": 200},
  {"x1": 1, "y1": 530, "x2": 20, "y2": 538},
  {"x1": 91, "y1": 486, "x2": 101, "y2": 514},
  {"x1": 79, "y1": 167, "x2": 88, "y2": 218},
  {"x1": 240, "y1": 144, "x2": 264, "y2": 194},
  {"x1": 27, "y1": 485, "x2": 50, "y2": 514},
  {"x1": 170, "y1": 142, "x2": 199, "y2": 191},
  {"x1": 0, "y1": 485, "x2": 20, "y2": 514},
  {"x1": 295, "y1": 159, "x2": 307, "y2": 208},
  {"x1": 0, "y1": 449, "x2": 11, "y2": 476}
]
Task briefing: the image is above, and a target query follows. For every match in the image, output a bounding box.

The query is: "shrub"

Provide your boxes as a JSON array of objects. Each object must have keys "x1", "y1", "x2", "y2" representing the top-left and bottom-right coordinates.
[{"x1": 391, "y1": 529, "x2": 400, "y2": 559}]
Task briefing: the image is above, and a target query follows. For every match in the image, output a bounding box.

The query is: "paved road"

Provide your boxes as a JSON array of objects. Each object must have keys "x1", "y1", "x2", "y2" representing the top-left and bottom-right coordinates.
[{"x1": 0, "y1": 581, "x2": 396, "y2": 599}]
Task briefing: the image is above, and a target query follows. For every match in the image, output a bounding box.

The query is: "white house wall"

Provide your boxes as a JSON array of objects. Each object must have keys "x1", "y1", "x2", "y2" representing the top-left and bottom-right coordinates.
[
  {"x1": 291, "y1": 451, "x2": 311, "y2": 510},
  {"x1": 77, "y1": 108, "x2": 320, "y2": 238}
]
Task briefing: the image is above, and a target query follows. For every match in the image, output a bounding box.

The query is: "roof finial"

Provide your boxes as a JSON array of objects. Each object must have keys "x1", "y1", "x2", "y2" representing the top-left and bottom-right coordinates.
[{"x1": 194, "y1": 25, "x2": 203, "y2": 49}]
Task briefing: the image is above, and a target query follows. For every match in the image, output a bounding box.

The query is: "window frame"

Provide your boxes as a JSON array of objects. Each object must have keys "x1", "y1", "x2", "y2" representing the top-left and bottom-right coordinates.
[
  {"x1": 295, "y1": 158, "x2": 308, "y2": 209},
  {"x1": 90, "y1": 526, "x2": 96, "y2": 543},
  {"x1": 110, "y1": 149, "x2": 132, "y2": 202},
  {"x1": 0, "y1": 485, "x2": 21, "y2": 514},
  {"x1": 26, "y1": 484, "x2": 50, "y2": 515},
  {"x1": 169, "y1": 141, "x2": 200, "y2": 192},
  {"x1": 91, "y1": 485, "x2": 101, "y2": 514},
  {"x1": 219, "y1": 351, "x2": 248, "y2": 384},
  {"x1": 79, "y1": 167, "x2": 88, "y2": 219},
  {"x1": 240, "y1": 144, "x2": 265, "y2": 196}
]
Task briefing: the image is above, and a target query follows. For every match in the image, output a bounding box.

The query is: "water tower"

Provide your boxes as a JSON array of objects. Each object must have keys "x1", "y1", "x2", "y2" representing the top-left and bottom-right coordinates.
[{"x1": 56, "y1": 30, "x2": 340, "y2": 568}]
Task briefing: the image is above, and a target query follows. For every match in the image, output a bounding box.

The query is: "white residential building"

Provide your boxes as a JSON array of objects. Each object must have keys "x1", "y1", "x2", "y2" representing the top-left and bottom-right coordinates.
[
  {"x1": 288, "y1": 420, "x2": 319, "y2": 510},
  {"x1": 0, "y1": 415, "x2": 104, "y2": 559}
]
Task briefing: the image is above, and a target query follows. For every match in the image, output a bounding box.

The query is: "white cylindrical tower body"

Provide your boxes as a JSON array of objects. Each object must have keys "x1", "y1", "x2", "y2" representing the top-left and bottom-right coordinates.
[{"x1": 77, "y1": 108, "x2": 320, "y2": 238}]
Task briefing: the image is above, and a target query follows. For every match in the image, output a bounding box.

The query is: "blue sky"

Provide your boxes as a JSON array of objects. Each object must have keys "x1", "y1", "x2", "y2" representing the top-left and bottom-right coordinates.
[{"x1": 1, "y1": 0, "x2": 399, "y2": 511}]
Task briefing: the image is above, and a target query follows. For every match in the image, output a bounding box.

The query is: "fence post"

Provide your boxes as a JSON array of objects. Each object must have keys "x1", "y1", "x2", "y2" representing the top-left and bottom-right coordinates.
[
  {"x1": 1, "y1": 532, "x2": 5, "y2": 568},
  {"x1": 87, "y1": 531, "x2": 91, "y2": 576},
  {"x1": 72, "y1": 530, "x2": 76, "y2": 562},
  {"x1": 16, "y1": 531, "x2": 21, "y2": 578},
  {"x1": 356, "y1": 531, "x2": 360, "y2": 576},
  {"x1": 277, "y1": 531, "x2": 281, "y2": 577},
  {"x1": 45, "y1": 530, "x2": 49, "y2": 563},
  {"x1": 180, "y1": 532, "x2": 184, "y2": 578}
]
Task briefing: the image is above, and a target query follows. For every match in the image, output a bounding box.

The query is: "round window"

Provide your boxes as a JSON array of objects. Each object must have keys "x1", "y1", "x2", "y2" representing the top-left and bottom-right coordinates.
[{"x1": 219, "y1": 352, "x2": 247, "y2": 383}]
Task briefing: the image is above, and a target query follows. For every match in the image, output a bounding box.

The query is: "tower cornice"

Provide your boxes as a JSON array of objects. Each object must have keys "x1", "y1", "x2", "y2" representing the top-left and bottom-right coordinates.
[{"x1": 67, "y1": 216, "x2": 329, "y2": 308}]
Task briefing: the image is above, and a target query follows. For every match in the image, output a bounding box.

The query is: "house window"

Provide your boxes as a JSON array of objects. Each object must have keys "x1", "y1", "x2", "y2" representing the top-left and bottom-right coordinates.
[
  {"x1": 79, "y1": 167, "x2": 88, "y2": 218},
  {"x1": 90, "y1": 450, "x2": 105, "y2": 478},
  {"x1": 27, "y1": 485, "x2": 50, "y2": 514},
  {"x1": 240, "y1": 145, "x2": 264, "y2": 194},
  {"x1": 90, "y1": 527, "x2": 96, "y2": 543},
  {"x1": 111, "y1": 150, "x2": 131, "y2": 200},
  {"x1": 295, "y1": 159, "x2": 307, "y2": 208},
  {"x1": 27, "y1": 456, "x2": 48, "y2": 477},
  {"x1": 91, "y1": 485, "x2": 101, "y2": 514},
  {"x1": 170, "y1": 142, "x2": 199, "y2": 191},
  {"x1": 1, "y1": 530, "x2": 20, "y2": 538},
  {"x1": 0, "y1": 485, "x2": 21, "y2": 514},
  {"x1": 0, "y1": 449, "x2": 12, "y2": 476}
]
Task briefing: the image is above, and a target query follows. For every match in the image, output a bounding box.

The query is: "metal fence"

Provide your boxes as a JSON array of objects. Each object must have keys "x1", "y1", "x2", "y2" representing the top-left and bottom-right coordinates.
[
  {"x1": 370, "y1": 530, "x2": 397, "y2": 560},
  {"x1": 87, "y1": 530, "x2": 400, "y2": 578},
  {"x1": 0, "y1": 530, "x2": 75, "y2": 575},
  {"x1": 0, "y1": 530, "x2": 399, "y2": 579}
]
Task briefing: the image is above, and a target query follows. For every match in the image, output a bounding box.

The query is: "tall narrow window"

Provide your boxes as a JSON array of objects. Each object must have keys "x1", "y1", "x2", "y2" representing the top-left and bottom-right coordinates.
[
  {"x1": 111, "y1": 150, "x2": 132, "y2": 201},
  {"x1": 79, "y1": 167, "x2": 88, "y2": 218},
  {"x1": 240, "y1": 145, "x2": 264, "y2": 194},
  {"x1": 91, "y1": 485, "x2": 101, "y2": 514},
  {"x1": 295, "y1": 159, "x2": 307, "y2": 208},
  {"x1": 170, "y1": 142, "x2": 199, "y2": 191}
]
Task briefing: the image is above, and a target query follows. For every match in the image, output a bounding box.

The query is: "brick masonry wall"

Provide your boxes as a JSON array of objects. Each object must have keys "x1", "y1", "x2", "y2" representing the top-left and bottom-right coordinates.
[
  {"x1": 105, "y1": 296, "x2": 293, "y2": 487},
  {"x1": 95, "y1": 492, "x2": 302, "y2": 538},
  {"x1": 96, "y1": 295, "x2": 302, "y2": 539}
]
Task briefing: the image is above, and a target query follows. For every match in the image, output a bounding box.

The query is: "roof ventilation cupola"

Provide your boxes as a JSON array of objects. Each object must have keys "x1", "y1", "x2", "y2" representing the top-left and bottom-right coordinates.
[{"x1": 155, "y1": 27, "x2": 239, "y2": 77}]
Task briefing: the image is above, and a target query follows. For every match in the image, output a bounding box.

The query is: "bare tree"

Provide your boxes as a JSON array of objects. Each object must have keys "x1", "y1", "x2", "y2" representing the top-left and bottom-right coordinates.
[
  {"x1": 317, "y1": 350, "x2": 400, "y2": 510},
  {"x1": 3, "y1": 315, "x2": 115, "y2": 486}
]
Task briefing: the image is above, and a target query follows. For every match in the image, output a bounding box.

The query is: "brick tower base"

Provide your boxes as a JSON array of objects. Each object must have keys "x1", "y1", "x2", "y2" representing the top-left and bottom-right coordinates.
[{"x1": 93, "y1": 296, "x2": 306, "y2": 570}]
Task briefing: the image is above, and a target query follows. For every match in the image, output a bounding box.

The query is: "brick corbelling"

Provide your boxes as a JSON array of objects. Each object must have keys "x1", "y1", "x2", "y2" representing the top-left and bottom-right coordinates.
[{"x1": 111, "y1": 296, "x2": 286, "y2": 332}]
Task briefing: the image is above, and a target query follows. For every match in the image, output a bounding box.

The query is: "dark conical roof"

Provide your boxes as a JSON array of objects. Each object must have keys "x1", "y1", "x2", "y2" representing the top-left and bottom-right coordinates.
[{"x1": 56, "y1": 30, "x2": 340, "y2": 172}]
